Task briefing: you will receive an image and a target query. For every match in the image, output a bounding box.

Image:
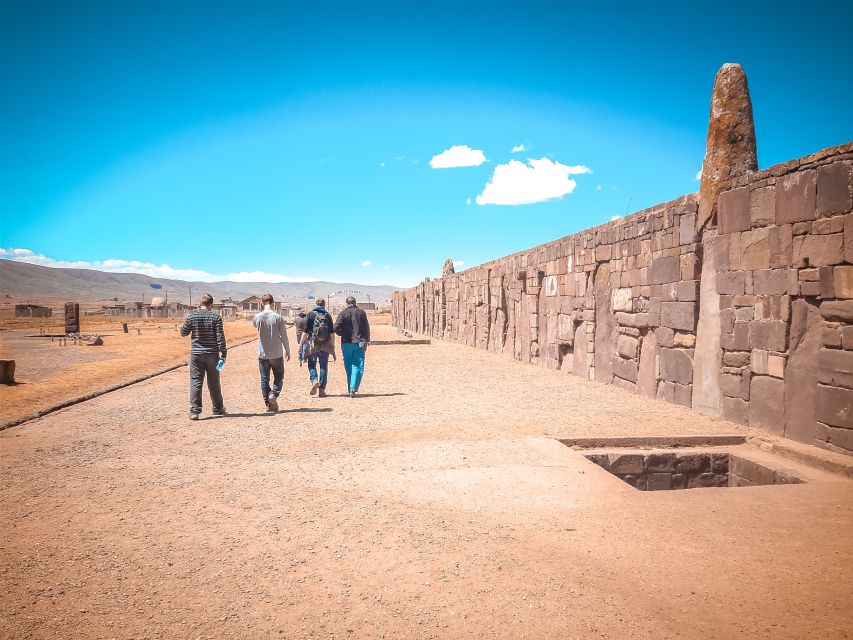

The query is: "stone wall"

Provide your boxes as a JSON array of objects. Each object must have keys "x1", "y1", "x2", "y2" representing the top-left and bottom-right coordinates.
[{"x1": 392, "y1": 142, "x2": 853, "y2": 455}]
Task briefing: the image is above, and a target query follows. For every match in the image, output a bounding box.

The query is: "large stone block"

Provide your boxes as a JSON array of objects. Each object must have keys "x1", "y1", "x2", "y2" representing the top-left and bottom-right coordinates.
[
  {"x1": 797, "y1": 233, "x2": 844, "y2": 267},
  {"x1": 820, "y1": 300, "x2": 853, "y2": 323},
  {"x1": 846, "y1": 215, "x2": 853, "y2": 263},
  {"x1": 611, "y1": 288, "x2": 633, "y2": 312},
  {"x1": 749, "y1": 321, "x2": 787, "y2": 351},
  {"x1": 612, "y1": 356, "x2": 638, "y2": 382},
  {"x1": 815, "y1": 385, "x2": 853, "y2": 429},
  {"x1": 649, "y1": 256, "x2": 681, "y2": 284},
  {"x1": 834, "y1": 266, "x2": 853, "y2": 299},
  {"x1": 616, "y1": 334, "x2": 639, "y2": 359},
  {"x1": 721, "y1": 395, "x2": 749, "y2": 424},
  {"x1": 718, "y1": 187, "x2": 751, "y2": 234},
  {"x1": 776, "y1": 170, "x2": 817, "y2": 224},
  {"x1": 769, "y1": 224, "x2": 793, "y2": 268},
  {"x1": 749, "y1": 376, "x2": 785, "y2": 434},
  {"x1": 660, "y1": 301, "x2": 696, "y2": 331},
  {"x1": 637, "y1": 331, "x2": 658, "y2": 397},
  {"x1": 716, "y1": 272, "x2": 745, "y2": 295},
  {"x1": 659, "y1": 348, "x2": 694, "y2": 385},
  {"x1": 817, "y1": 348, "x2": 853, "y2": 390},
  {"x1": 740, "y1": 228, "x2": 771, "y2": 270},
  {"x1": 608, "y1": 454, "x2": 644, "y2": 475},
  {"x1": 752, "y1": 269, "x2": 788, "y2": 295},
  {"x1": 816, "y1": 162, "x2": 852, "y2": 216},
  {"x1": 750, "y1": 186, "x2": 776, "y2": 227}
]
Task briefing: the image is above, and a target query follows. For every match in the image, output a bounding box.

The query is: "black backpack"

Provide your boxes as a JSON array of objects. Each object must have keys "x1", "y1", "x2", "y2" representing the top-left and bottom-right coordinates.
[{"x1": 311, "y1": 310, "x2": 332, "y2": 344}]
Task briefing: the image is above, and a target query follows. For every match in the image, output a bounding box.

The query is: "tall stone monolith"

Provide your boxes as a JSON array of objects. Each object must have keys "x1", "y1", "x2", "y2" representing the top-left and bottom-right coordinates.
[
  {"x1": 693, "y1": 63, "x2": 757, "y2": 417},
  {"x1": 442, "y1": 258, "x2": 455, "y2": 277},
  {"x1": 697, "y1": 63, "x2": 757, "y2": 230}
]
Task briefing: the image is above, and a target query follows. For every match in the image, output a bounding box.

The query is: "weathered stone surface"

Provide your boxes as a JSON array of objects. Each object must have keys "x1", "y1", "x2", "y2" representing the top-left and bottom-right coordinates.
[
  {"x1": 769, "y1": 225, "x2": 793, "y2": 268},
  {"x1": 815, "y1": 385, "x2": 853, "y2": 429},
  {"x1": 817, "y1": 348, "x2": 853, "y2": 390},
  {"x1": 616, "y1": 334, "x2": 639, "y2": 359},
  {"x1": 749, "y1": 321, "x2": 787, "y2": 351},
  {"x1": 637, "y1": 331, "x2": 658, "y2": 398},
  {"x1": 797, "y1": 233, "x2": 844, "y2": 267},
  {"x1": 645, "y1": 453, "x2": 677, "y2": 473},
  {"x1": 717, "y1": 272, "x2": 745, "y2": 295},
  {"x1": 611, "y1": 288, "x2": 632, "y2": 312},
  {"x1": 612, "y1": 356, "x2": 638, "y2": 383},
  {"x1": 846, "y1": 215, "x2": 853, "y2": 263},
  {"x1": 753, "y1": 269, "x2": 788, "y2": 295},
  {"x1": 740, "y1": 228, "x2": 771, "y2": 270},
  {"x1": 572, "y1": 324, "x2": 588, "y2": 378},
  {"x1": 442, "y1": 258, "x2": 456, "y2": 277},
  {"x1": 820, "y1": 300, "x2": 853, "y2": 323},
  {"x1": 722, "y1": 395, "x2": 749, "y2": 424},
  {"x1": 660, "y1": 302, "x2": 696, "y2": 331},
  {"x1": 834, "y1": 266, "x2": 853, "y2": 299},
  {"x1": 659, "y1": 348, "x2": 693, "y2": 385},
  {"x1": 649, "y1": 256, "x2": 681, "y2": 285},
  {"x1": 750, "y1": 186, "x2": 776, "y2": 227},
  {"x1": 698, "y1": 63, "x2": 757, "y2": 230},
  {"x1": 608, "y1": 454, "x2": 644, "y2": 475},
  {"x1": 776, "y1": 170, "x2": 817, "y2": 224},
  {"x1": 749, "y1": 376, "x2": 785, "y2": 434},
  {"x1": 646, "y1": 473, "x2": 673, "y2": 491},
  {"x1": 718, "y1": 187, "x2": 750, "y2": 234},
  {"x1": 816, "y1": 162, "x2": 852, "y2": 216},
  {"x1": 594, "y1": 264, "x2": 616, "y2": 384}
]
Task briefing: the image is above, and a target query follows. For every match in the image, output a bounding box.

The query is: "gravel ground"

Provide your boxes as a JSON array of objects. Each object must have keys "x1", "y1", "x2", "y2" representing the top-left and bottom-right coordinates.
[{"x1": 1, "y1": 325, "x2": 851, "y2": 639}]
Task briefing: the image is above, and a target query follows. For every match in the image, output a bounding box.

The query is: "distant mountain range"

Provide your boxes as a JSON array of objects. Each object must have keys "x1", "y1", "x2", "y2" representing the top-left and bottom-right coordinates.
[{"x1": 0, "y1": 259, "x2": 399, "y2": 305}]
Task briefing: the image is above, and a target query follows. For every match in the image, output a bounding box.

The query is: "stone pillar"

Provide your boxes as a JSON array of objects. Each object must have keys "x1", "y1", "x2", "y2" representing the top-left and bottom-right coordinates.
[
  {"x1": 693, "y1": 63, "x2": 758, "y2": 417},
  {"x1": 697, "y1": 63, "x2": 757, "y2": 231}
]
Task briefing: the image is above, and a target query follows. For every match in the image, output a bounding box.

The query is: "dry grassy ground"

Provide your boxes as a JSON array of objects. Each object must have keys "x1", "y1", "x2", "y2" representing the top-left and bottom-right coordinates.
[
  {"x1": 0, "y1": 317, "x2": 258, "y2": 424},
  {"x1": 1, "y1": 324, "x2": 851, "y2": 639}
]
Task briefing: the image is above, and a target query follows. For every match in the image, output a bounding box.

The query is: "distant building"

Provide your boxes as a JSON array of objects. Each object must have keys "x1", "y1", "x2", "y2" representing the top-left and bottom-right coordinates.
[
  {"x1": 357, "y1": 302, "x2": 377, "y2": 312},
  {"x1": 212, "y1": 300, "x2": 238, "y2": 318},
  {"x1": 239, "y1": 296, "x2": 283, "y2": 313},
  {"x1": 15, "y1": 304, "x2": 52, "y2": 318}
]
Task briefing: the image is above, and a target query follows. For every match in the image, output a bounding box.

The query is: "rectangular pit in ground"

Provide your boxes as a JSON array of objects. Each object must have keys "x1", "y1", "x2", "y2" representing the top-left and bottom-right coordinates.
[{"x1": 584, "y1": 450, "x2": 804, "y2": 491}]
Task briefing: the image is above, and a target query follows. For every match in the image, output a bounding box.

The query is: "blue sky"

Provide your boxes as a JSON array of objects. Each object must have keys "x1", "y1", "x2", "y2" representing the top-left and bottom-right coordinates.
[{"x1": 1, "y1": 0, "x2": 851, "y2": 287}]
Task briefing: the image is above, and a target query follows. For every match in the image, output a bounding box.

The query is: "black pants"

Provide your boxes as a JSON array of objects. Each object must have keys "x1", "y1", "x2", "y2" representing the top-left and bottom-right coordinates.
[{"x1": 189, "y1": 353, "x2": 224, "y2": 414}]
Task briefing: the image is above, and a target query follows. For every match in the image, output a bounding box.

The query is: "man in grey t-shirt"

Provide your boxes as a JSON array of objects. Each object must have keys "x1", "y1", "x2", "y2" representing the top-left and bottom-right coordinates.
[{"x1": 253, "y1": 293, "x2": 291, "y2": 412}]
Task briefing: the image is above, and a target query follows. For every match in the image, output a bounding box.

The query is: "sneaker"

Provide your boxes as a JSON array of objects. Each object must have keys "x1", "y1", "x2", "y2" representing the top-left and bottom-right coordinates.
[
  {"x1": 189, "y1": 413, "x2": 199, "y2": 420},
  {"x1": 310, "y1": 381, "x2": 319, "y2": 396},
  {"x1": 318, "y1": 388, "x2": 327, "y2": 398},
  {"x1": 349, "y1": 389, "x2": 356, "y2": 398},
  {"x1": 267, "y1": 394, "x2": 279, "y2": 412},
  {"x1": 212, "y1": 408, "x2": 227, "y2": 416}
]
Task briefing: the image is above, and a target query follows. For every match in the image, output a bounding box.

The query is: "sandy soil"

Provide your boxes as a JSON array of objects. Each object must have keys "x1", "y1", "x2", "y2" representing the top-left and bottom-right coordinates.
[
  {"x1": 0, "y1": 318, "x2": 258, "y2": 424},
  {"x1": 1, "y1": 324, "x2": 851, "y2": 639}
]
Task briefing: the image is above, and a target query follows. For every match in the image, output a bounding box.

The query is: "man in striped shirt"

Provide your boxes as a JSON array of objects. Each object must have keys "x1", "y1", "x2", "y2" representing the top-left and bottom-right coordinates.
[{"x1": 180, "y1": 292, "x2": 228, "y2": 420}]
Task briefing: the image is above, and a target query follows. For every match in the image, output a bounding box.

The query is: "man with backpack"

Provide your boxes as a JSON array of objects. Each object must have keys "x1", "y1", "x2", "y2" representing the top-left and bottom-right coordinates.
[
  {"x1": 298, "y1": 298, "x2": 336, "y2": 397},
  {"x1": 334, "y1": 296, "x2": 371, "y2": 397},
  {"x1": 253, "y1": 293, "x2": 290, "y2": 412}
]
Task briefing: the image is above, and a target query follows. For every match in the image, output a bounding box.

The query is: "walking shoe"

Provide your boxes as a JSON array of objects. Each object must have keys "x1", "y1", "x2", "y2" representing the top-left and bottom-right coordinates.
[
  {"x1": 267, "y1": 394, "x2": 279, "y2": 412},
  {"x1": 349, "y1": 389, "x2": 356, "y2": 398},
  {"x1": 189, "y1": 412, "x2": 199, "y2": 420},
  {"x1": 212, "y1": 408, "x2": 227, "y2": 416},
  {"x1": 318, "y1": 388, "x2": 327, "y2": 398},
  {"x1": 310, "y1": 381, "x2": 319, "y2": 396}
]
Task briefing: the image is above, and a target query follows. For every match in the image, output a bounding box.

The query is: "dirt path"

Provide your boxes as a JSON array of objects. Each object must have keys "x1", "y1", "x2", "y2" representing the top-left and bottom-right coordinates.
[{"x1": 2, "y1": 325, "x2": 851, "y2": 639}]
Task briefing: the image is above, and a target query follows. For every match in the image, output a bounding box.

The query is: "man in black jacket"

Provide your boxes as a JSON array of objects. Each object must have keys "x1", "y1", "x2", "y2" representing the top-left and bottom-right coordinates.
[{"x1": 334, "y1": 296, "x2": 371, "y2": 397}]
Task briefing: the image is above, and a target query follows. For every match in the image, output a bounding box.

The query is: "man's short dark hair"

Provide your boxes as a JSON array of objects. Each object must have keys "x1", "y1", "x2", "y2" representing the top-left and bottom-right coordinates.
[
  {"x1": 200, "y1": 293, "x2": 214, "y2": 307},
  {"x1": 261, "y1": 293, "x2": 274, "y2": 305},
  {"x1": 346, "y1": 296, "x2": 356, "y2": 306}
]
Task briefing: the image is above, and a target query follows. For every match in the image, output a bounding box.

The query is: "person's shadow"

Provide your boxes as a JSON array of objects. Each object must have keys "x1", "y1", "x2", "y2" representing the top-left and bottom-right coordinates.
[
  {"x1": 202, "y1": 407, "x2": 333, "y2": 419},
  {"x1": 336, "y1": 392, "x2": 406, "y2": 398}
]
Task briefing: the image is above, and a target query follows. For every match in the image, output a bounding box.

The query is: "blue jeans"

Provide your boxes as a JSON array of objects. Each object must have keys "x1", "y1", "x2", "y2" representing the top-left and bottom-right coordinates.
[
  {"x1": 258, "y1": 357, "x2": 284, "y2": 402},
  {"x1": 307, "y1": 351, "x2": 329, "y2": 388},
  {"x1": 341, "y1": 342, "x2": 366, "y2": 392}
]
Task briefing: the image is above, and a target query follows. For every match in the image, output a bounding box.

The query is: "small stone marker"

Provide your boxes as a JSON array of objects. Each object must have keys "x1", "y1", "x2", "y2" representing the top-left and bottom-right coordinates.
[
  {"x1": 87, "y1": 336, "x2": 104, "y2": 346},
  {"x1": 0, "y1": 360, "x2": 15, "y2": 385}
]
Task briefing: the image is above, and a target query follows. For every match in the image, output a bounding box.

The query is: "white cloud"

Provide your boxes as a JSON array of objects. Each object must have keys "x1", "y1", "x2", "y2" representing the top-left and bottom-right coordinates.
[
  {"x1": 0, "y1": 247, "x2": 314, "y2": 282},
  {"x1": 511, "y1": 144, "x2": 526, "y2": 153},
  {"x1": 695, "y1": 169, "x2": 702, "y2": 181},
  {"x1": 596, "y1": 184, "x2": 603, "y2": 191},
  {"x1": 430, "y1": 145, "x2": 487, "y2": 169},
  {"x1": 476, "y1": 158, "x2": 592, "y2": 206},
  {"x1": 610, "y1": 215, "x2": 624, "y2": 222},
  {"x1": 361, "y1": 260, "x2": 372, "y2": 267},
  {"x1": 452, "y1": 260, "x2": 465, "y2": 268}
]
